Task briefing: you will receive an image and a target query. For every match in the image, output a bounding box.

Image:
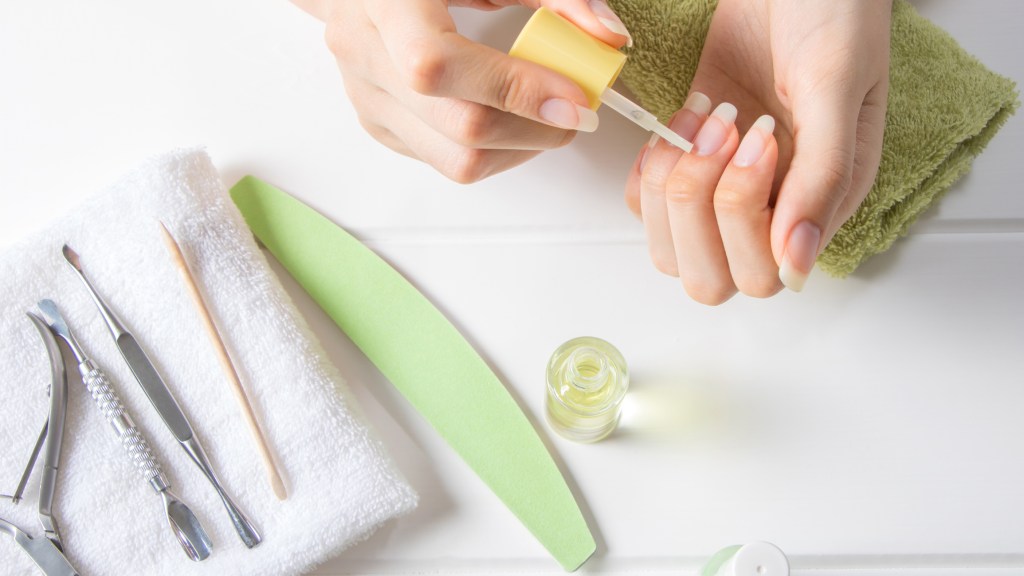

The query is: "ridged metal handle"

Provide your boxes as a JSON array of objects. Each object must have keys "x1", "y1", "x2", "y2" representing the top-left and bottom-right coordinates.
[{"x1": 81, "y1": 360, "x2": 167, "y2": 491}]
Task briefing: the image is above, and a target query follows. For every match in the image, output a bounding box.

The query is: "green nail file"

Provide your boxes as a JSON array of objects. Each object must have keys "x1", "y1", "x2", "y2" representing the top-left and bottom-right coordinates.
[{"x1": 230, "y1": 177, "x2": 596, "y2": 571}]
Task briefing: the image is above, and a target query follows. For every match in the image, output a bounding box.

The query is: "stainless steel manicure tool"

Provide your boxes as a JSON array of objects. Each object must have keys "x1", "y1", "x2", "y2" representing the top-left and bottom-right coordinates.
[
  {"x1": 38, "y1": 299, "x2": 213, "y2": 562},
  {"x1": 0, "y1": 313, "x2": 80, "y2": 576},
  {"x1": 0, "y1": 518, "x2": 79, "y2": 576},
  {"x1": 7, "y1": 420, "x2": 47, "y2": 506},
  {"x1": 61, "y1": 244, "x2": 262, "y2": 548}
]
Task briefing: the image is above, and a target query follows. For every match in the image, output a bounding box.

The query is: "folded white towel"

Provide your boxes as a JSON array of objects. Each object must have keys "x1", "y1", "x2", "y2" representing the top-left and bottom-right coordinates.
[{"x1": 0, "y1": 149, "x2": 417, "y2": 575}]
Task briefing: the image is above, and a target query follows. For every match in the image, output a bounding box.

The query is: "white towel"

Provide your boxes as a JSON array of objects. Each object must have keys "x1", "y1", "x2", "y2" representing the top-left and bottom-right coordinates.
[{"x1": 0, "y1": 149, "x2": 417, "y2": 575}]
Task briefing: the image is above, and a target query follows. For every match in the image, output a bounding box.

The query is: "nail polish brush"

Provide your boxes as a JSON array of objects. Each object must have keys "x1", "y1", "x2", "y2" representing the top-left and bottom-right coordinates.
[
  {"x1": 510, "y1": 7, "x2": 693, "y2": 152},
  {"x1": 598, "y1": 88, "x2": 693, "y2": 151}
]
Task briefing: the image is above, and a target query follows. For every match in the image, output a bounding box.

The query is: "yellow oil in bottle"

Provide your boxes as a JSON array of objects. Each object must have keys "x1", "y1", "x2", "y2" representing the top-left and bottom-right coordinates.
[{"x1": 545, "y1": 336, "x2": 628, "y2": 443}]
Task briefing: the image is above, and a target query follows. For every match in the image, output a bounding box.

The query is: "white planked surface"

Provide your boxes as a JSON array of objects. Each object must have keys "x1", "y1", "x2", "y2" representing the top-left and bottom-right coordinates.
[{"x1": 1, "y1": 1, "x2": 1022, "y2": 575}]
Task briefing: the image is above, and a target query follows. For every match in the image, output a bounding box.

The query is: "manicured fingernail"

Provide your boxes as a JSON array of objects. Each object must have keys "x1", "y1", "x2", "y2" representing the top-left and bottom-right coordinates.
[
  {"x1": 682, "y1": 92, "x2": 712, "y2": 116},
  {"x1": 639, "y1": 133, "x2": 660, "y2": 172},
  {"x1": 667, "y1": 92, "x2": 712, "y2": 141},
  {"x1": 589, "y1": 0, "x2": 633, "y2": 47},
  {"x1": 733, "y1": 114, "x2": 775, "y2": 167},
  {"x1": 694, "y1": 102, "x2": 737, "y2": 157},
  {"x1": 539, "y1": 99, "x2": 599, "y2": 132},
  {"x1": 779, "y1": 220, "x2": 821, "y2": 292}
]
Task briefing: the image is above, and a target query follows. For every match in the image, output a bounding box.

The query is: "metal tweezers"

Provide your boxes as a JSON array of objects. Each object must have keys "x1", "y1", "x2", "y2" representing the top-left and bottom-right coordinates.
[{"x1": 1, "y1": 313, "x2": 79, "y2": 576}]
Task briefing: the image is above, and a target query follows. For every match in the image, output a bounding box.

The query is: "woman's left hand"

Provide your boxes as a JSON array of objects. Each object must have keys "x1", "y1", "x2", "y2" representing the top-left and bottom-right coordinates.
[{"x1": 625, "y1": 0, "x2": 893, "y2": 304}]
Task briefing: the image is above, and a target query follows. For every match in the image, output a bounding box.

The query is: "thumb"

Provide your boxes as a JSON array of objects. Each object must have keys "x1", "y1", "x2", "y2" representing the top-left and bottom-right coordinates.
[
  {"x1": 368, "y1": 1, "x2": 599, "y2": 131},
  {"x1": 771, "y1": 93, "x2": 859, "y2": 292},
  {"x1": 530, "y1": 0, "x2": 633, "y2": 48}
]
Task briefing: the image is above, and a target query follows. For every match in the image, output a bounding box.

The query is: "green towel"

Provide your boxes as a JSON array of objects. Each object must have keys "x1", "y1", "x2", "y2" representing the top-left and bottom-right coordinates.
[{"x1": 608, "y1": 0, "x2": 1018, "y2": 276}]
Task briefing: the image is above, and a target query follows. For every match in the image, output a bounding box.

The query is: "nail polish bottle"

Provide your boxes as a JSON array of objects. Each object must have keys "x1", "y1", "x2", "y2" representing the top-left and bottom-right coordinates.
[
  {"x1": 701, "y1": 541, "x2": 789, "y2": 576},
  {"x1": 545, "y1": 336, "x2": 629, "y2": 443},
  {"x1": 510, "y1": 7, "x2": 692, "y2": 151}
]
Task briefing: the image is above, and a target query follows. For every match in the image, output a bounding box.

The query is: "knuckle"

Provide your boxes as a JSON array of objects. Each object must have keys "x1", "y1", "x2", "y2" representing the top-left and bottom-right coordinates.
[
  {"x1": 345, "y1": 83, "x2": 391, "y2": 136},
  {"x1": 443, "y1": 147, "x2": 491, "y2": 185},
  {"x1": 640, "y1": 162, "x2": 672, "y2": 197},
  {"x1": 664, "y1": 164, "x2": 710, "y2": 205},
  {"x1": 813, "y1": 150, "x2": 854, "y2": 199},
  {"x1": 683, "y1": 279, "x2": 735, "y2": 306},
  {"x1": 443, "y1": 102, "x2": 492, "y2": 148},
  {"x1": 735, "y1": 273, "x2": 783, "y2": 299},
  {"x1": 624, "y1": 188, "x2": 641, "y2": 218},
  {"x1": 496, "y1": 66, "x2": 526, "y2": 113},
  {"x1": 324, "y1": 22, "x2": 352, "y2": 60},
  {"x1": 664, "y1": 178, "x2": 707, "y2": 206},
  {"x1": 712, "y1": 184, "x2": 751, "y2": 215},
  {"x1": 651, "y1": 255, "x2": 679, "y2": 277},
  {"x1": 342, "y1": 77, "x2": 378, "y2": 107},
  {"x1": 357, "y1": 117, "x2": 392, "y2": 147},
  {"x1": 403, "y1": 38, "x2": 449, "y2": 95}
]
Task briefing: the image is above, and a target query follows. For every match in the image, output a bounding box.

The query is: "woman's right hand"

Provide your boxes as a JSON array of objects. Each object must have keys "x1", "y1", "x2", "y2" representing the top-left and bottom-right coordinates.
[{"x1": 294, "y1": 0, "x2": 631, "y2": 183}]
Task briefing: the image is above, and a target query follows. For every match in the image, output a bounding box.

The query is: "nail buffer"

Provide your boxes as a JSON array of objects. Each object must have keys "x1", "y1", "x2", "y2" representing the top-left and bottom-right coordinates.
[{"x1": 230, "y1": 176, "x2": 596, "y2": 571}]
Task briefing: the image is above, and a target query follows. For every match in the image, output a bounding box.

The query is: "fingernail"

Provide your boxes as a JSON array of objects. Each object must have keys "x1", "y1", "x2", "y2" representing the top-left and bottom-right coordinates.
[
  {"x1": 682, "y1": 92, "x2": 712, "y2": 116},
  {"x1": 779, "y1": 220, "x2": 821, "y2": 292},
  {"x1": 694, "y1": 102, "x2": 737, "y2": 157},
  {"x1": 669, "y1": 92, "x2": 712, "y2": 141},
  {"x1": 539, "y1": 99, "x2": 599, "y2": 132},
  {"x1": 733, "y1": 114, "x2": 775, "y2": 167},
  {"x1": 639, "y1": 133, "x2": 660, "y2": 172},
  {"x1": 589, "y1": 0, "x2": 633, "y2": 47}
]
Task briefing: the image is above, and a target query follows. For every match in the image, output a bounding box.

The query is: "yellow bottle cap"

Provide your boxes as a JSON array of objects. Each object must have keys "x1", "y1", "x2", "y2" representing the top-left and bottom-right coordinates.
[
  {"x1": 509, "y1": 8, "x2": 627, "y2": 110},
  {"x1": 509, "y1": 8, "x2": 693, "y2": 152}
]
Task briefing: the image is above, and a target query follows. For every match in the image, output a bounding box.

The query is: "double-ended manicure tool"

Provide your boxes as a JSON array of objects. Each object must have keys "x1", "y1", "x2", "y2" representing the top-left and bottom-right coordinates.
[
  {"x1": 61, "y1": 245, "x2": 262, "y2": 548},
  {"x1": 38, "y1": 299, "x2": 212, "y2": 562}
]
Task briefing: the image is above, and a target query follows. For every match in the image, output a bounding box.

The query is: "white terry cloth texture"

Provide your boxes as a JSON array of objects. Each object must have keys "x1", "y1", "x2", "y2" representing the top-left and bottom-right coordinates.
[{"x1": 0, "y1": 149, "x2": 417, "y2": 575}]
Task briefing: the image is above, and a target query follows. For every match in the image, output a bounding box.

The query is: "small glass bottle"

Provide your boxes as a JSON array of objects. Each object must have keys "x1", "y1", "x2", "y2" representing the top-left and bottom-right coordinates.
[{"x1": 545, "y1": 336, "x2": 629, "y2": 443}]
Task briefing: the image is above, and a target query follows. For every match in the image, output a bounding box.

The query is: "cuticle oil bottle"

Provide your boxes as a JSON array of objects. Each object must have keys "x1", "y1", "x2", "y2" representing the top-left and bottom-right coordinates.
[{"x1": 545, "y1": 336, "x2": 629, "y2": 443}]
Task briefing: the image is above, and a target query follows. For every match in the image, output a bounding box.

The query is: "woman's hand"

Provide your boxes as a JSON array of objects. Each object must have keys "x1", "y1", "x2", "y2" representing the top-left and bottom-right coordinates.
[
  {"x1": 626, "y1": 0, "x2": 893, "y2": 302},
  {"x1": 294, "y1": 0, "x2": 631, "y2": 183}
]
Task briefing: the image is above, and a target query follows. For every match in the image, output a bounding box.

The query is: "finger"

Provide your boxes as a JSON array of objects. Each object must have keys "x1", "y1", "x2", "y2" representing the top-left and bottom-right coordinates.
[
  {"x1": 825, "y1": 81, "x2": 888, "y2": 241},
  {"x1": 639, "y1": 92, "x2": 712, "y2": 277},
  {"x1": 714, "y1": 115, "x2": 782, "y2": 298},
  {"x1": 350, "y1": 76, "x2": 540, "y2": 182},
  {"x1": 408, "y1": 130, "x2": 544, "y2": 184},
  {"x1": 538, "y1": 0, "x2": 633, "y2": 48},
  {"x1": 404, "y1": 91, "x2": 578, "y2": 151},
  {"x1": 291, "y1": 0, "x2": 330, "y2": 21},
  {"x1": 624, "y1": 135, "x2": 653, "y2": 219},
  {"x1": 771, "y1": 90, "x2": 861, "y2": 292},
  {"x1": 627, "y1": 92, "x2": 708, "y2": 219},
  {"x1": 453, "y1": 0, "x2": 633, "y2": 47},
  {"x1": 640, "y1": 136, "x2": 684, "y2": 276},
  {"x1": 405, "y1": 125, "x2": 544, "y2": 184},
  {"x1": 664, "y1": 101, "x2": 741, "y2": 305},
  {"x1": 366, "y1": 1, "x2": 598, "y2": 132},
  {"x1": 324, "y1": 2, "x2": 380, "y2": 79},
  {"x1": 330, "y1": 4, "x2": 574, "y2": 152},
  {"x1": 343, "y1": 76, "x2": 418, "y2": 158}
]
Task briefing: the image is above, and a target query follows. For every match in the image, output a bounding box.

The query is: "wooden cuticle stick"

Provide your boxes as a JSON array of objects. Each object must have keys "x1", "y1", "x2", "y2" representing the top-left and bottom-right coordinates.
[{"x1": 159, "y1": 221, "x2": 288, "y2": 500}]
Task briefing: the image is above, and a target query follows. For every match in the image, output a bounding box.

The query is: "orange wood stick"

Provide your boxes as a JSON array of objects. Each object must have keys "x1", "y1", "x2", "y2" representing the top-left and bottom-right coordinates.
[{"x1": 159, "y1": 222, "x2": 287, "y2": 500}]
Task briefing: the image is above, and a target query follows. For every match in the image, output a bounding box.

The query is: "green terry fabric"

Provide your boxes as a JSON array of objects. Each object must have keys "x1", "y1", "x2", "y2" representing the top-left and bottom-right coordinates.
[{"x1": 608, "y1": 0, "x2": 1019, "y2": 276}]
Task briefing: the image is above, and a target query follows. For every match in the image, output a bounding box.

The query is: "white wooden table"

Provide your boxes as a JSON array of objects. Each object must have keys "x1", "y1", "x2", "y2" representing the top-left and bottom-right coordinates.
[{"x1": 2, "y1": 2, "x2": 1022, "y2": 574}]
